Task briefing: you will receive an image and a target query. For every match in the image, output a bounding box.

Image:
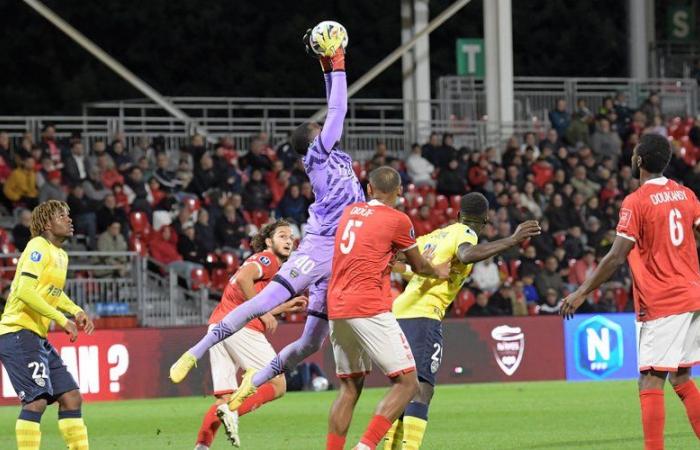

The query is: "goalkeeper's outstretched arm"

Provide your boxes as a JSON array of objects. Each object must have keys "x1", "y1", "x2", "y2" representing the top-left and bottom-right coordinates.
[{"x1": 320, "y1": 50, "x2": 347, "y2": 151}]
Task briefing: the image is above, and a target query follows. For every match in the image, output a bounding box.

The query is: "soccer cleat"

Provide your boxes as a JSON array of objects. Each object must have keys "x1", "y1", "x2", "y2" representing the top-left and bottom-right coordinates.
[
  {"x1": 227, "y1": 368, "x2": 258, "y2": 412},
  {"x1": 194, "y1": 444, "x2": 209, "y2": 450},
  {"x1": 169, "y1": 351, "x2": 197, "y2": 383},
  {"x1": 216, "y1": 404, "x2": 240, "y2": 447}
]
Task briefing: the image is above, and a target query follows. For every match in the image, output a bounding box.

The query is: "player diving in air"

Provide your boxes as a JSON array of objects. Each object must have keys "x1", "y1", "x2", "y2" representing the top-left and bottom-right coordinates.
[
  {"x1": 384, "y1": 193, "x2": 540, "y2": 450},
  {"x1": 0, "y1": 200, "x2": 94, "y2": 450},
  {"x1": 170, "y1": 24, "x2": 365, "y2": 425}
]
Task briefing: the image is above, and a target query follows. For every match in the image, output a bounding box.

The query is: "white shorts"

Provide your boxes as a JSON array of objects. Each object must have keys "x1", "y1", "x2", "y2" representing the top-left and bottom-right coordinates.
[
  {"x1": 638, "y1": 311, "x2": 700, "y2": 372},
  {"x1": 330, "y1": 312, "x2": 416, "y2": 378},
  {"x1": 208, "y1": 324, "x2": 277, "y2": 395}
]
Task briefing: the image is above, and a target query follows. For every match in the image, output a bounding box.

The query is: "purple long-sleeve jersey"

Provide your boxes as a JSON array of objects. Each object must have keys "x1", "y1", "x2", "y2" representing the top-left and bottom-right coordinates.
[{"x1": 303, "y1": 71, "x2": 365, "y2": 236}]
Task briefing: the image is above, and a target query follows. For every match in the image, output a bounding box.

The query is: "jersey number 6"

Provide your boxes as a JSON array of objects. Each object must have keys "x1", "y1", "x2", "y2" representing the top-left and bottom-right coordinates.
[
  {"x1": 669, "y1": 208, "x2": 684, "y2": 247},
  {"x1": 339, "y1": 220, "x2": 363, "y2": 254}
]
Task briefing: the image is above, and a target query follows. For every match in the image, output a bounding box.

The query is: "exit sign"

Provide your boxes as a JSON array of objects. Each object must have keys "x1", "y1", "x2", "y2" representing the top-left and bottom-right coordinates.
[{"x1": 456, "y1": 38, "x2": 484, "y2": 78}]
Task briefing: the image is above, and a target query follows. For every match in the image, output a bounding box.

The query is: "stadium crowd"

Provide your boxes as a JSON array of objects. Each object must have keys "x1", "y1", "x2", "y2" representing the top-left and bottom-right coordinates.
[{"x1": 0, "y1": 92, "x2": 699, "y2": 319}]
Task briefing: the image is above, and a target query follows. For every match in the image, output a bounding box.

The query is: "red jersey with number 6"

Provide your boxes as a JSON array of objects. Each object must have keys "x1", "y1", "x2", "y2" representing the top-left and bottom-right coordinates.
[
  {"x1": 328, "y1": 199, "x2": 417, "y2": 320},
  {"x1": 615, "y1": 177, "x2": 700, "y2": 321},
  {"x1": 208, "y1": 250, "x2": 280, "y2": 332}
]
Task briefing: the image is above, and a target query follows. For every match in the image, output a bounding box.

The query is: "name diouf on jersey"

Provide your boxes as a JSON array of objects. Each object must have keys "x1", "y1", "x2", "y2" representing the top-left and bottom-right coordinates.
[
  {"x1": 350, "y1": 206, "x2": 374, "y2": 217},
  {"x1": 649, "y1": 190, "x2": 688, "y2": 205}
]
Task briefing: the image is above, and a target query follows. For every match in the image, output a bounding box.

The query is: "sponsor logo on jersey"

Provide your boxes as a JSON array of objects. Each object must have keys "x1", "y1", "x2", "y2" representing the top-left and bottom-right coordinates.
[
  {"x1": 618, "y1": 208, "x2": 632, "y2": 228},
  {"x1": 259, "y1": 256, "x2": 271, "y2": 266},
  {"x1": 491, "y1": 325, "x2": 525, "y2": 376},
  {"x1": 290, "y1": 269, "x2": 299, "y2": 278},
  {"x1": 574, "y1": 315, "x2": 623, "y2": 379},
  {"x1": 409, "y1": 227, "x2": 415, "y2": 239},
  {"x1": 30, "y1": 251, "x2": 42, "y2": 262}
]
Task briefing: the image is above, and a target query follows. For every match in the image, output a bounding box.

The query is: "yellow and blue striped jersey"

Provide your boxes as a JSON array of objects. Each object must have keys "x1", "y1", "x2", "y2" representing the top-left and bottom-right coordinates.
[{"x1": 393, "y1": 222, "x2": 478, "y2": 320}]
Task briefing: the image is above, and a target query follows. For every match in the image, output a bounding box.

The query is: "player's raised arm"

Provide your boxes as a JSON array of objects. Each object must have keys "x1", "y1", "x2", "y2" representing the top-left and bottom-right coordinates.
[{"x1": 457, "y1": 220, "x2": 541, "y2": 265}]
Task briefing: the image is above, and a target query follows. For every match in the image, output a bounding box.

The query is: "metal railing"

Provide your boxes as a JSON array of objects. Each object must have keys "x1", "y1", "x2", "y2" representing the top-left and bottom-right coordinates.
[{"x1": 0, "y1": 251, "x2": 214, "y2": 328}]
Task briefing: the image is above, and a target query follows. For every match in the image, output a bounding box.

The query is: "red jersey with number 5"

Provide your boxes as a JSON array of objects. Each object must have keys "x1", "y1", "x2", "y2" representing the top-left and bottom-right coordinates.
[
  {"x1": 328, "y1": 199, "x2": 417, "y2": 319},
  {"x1": 208, "y1": 250, "x2": 280, "y2": 332},
  {"x1": 616, "y1": 177, "x2": 700, "y2": 321}
]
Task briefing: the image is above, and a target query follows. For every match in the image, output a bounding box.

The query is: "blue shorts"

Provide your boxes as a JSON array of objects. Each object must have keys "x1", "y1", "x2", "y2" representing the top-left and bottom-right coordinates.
[
  {"x1": 397, "y1": 318, "x2": 443, "y2": 386},
  {"x1": 0, "y1": 330, "x2": 79, "y2": 405}
]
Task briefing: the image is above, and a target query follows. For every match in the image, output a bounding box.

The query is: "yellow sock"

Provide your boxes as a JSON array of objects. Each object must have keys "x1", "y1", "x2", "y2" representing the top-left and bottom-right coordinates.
[
  {"x1": 16, "y1": 419, "x2": 41, "y2": 450},
  {"x1": 402, "y1": 416, "x2": 427, "y2": 450},
  {"x1": 383, "y1": 419, "x2": 403, "y2": 450},
  {"x1": 58, "y1": 418, "x2": 89, "y2": 450}
]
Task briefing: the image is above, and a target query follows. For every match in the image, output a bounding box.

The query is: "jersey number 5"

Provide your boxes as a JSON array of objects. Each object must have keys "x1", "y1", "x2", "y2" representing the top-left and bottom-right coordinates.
[
  {"x1": 669, "y1": 208, "x2": 684, "y2": 247},
  {"x1": 339, "y1": 220, "x2": 363, "y2": 254}
]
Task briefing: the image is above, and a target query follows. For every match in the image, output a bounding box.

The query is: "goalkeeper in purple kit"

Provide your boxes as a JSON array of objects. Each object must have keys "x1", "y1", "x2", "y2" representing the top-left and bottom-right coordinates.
[{"x1": 170, "y1": 24, "x2": 363, "y2": 412}]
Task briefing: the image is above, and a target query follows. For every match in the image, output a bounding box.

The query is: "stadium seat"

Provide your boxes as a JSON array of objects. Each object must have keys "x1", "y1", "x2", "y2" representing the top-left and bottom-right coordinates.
[
  {"x1": 128, "y1": 235, "x2": 148, "y2": 256},
  {"x1": 406, "y1": 183, "x2": 416, "y2": 195},
  {"x1": 1, "y1": 242, "x2": 17, "y2": 280},
  {"x1": 435, "y1": 195, "x2": 449, "y2": 211},
  {"x1": 220, "y1": 252, "x2": 240, "y2": 272},
  {"x1": 251, "y1": 211, "x2": 270, "y2": 229},
  {"x1": 614, "y1": 287, "x2": 629, "y2": 312},
  {"x1": 554, "y1": 233, "x2": 566, "y2": 247},
  {"x1": 190, "y1": 268, "x2": 211, "y2": 290},
  {"x1": 0, "y1": 228, "x2": 9, "y2": 247},
  {"x1": 408, "y1": 194, "x2": 424, "y2": 209},
  {"x1": 396, "y1": 197, "x2": 407, "y2": 208},
  {"x1": 452, "y1": 289, "x2": 476, "y2": 317},
  {"x1": 450, "y1": 195, "x2": 461, "y2": 210},
  {"x1": 211, "y1": 268, "x2": 230, "y2": 291},
  {"x1": 418, "y1": 185, "x2": 435, "y2": 197},
  {"x1": 206, "y1": 253, "x2": 218, "y2": 265},
  {"x1": 129, "y1": 211, "x2": 151, "y2": 237}
]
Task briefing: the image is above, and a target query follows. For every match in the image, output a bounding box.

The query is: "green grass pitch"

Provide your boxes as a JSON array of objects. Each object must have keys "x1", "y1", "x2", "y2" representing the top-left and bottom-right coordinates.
[{"x1": 0, "y1": 380, "x2": 696, "y2": 449}]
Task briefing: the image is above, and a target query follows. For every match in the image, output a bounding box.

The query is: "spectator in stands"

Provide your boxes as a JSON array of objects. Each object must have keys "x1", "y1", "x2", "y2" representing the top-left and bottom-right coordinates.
[
  {"x1": 109, "y1": 140, "x2": 133, "y2": 174},
  {"x1": 520, "y1": 132, "x2": 540, "y2": 158},
  {"x1": 570, "y1": 166, "x2": 600, "y2": 200},
  {"x1": 189, "y1": 152, "x2": 220, "y2": 197},
  {"x1": 565, "y1": 111, "x2": 590, "y2": 147},
  {"x1": 276, "y1": 133, "x2": 298, "y2": 170},
  {"x1": 521, "y1": 274, "x2": 540, "y2": 304},
  {"x1": 466, "y1": 290, "x2": 492, "y2": 317},
  {"x1": 276, "y1": 184, "x2": 307, "y2": 226},
  {"x1": 136, "y1": 156, "x2": 153, "y2": 182},
  {"x1": 176, "y1": 156, "x2": 194, "y2": 190},
  {"x1": 149, "y1": 178, "x2": 166, "y2": 208},
  {"x1": 86, "y1": 140, "x2": 106, "y2": 168},
  {"x1": 684, "y1": 161, "x2": 700, "y2": 197},
  {"x1": 436, "y1": 159, "x2": 466, "y2": 196},
  {"x1": 266, "y1": 160, "x2": 289, "y2": 207},
  {"x1": 214, "y1": 147, "x2": 243, "y2": 194},
  {"x1": 471, "y1": 257, "x2": 501, "y2": 294},
  {"x1": 216, "y1": 203, "x2": 247, "y2": 251},
  {"x1": 194, "y1": 208, "x2": 217, "y2": 254},
  {"x1": 412, "y1": 205, "x2": 433, "y2": 237},
  {"x1": 96, "y1": 153, "x2": 124, "y2": 189},
  {"x1": 590, "y1": 118, "x2": 622, "y2": 166},
  {"x1": 535, "y1": 256, "x2": 565, "y2": 298},
  {"x1": 172, "y1": 205, "x2": 195, "y2": 237},
  {"x1": 421, "y1": 132, "x2": 440, "y2": 166},
  {"x1": 39, "y1": 124, "x2": 62, "y2": 170},
  {"x1": 539, "y1": 128, "x2": 562, "y2": 153},
  {"x1": 177, "y1": 224, "x2": 207, "y2": 267},
  {"x1": 0, "y1": 132, "x2": 12, "y2": 184},
  {"x1": 548, "y1": 99, "x2": 570, "y2": 138},
  {"x1": 96, "y1": 193, "x2": 128, "y2": 235},
  {"x1": 83, "y1": 166, "x2": 111, "y2": 207},
  {"x1": 688, "y1": 116, "x2": 700, "y2": 148},
  {"x1": 372, "y1": 141, "x2": 395, "y2": 164},
  {"x1": 241, "y1": 137, "x2": 272, "y2": 172},
  {"x1": 563, "y1": 225, "x2": 585, "y2": 260},
  {"x1": 242, "y1": 168, "x2": 272, "y2": 212},
  {"x1": 538, "y1": 288, "x2": 562, "y2": 315},
  {"x1": 67, "y1": 184, "x2": 97, "y2": 249},
  {"x1": 639, "y1": 92, "x2": 661, "y2": 125},
  {"x1": 468, "y1": 155, "x2": 490, "y2": 191},
  {"x1": 519, "y1": 181, "x2": 542, "y2": 218},
  {"x1": 149, "y1": 225, "x2": 203, "y2": 280},
  {"x1": 153, "y1": 152, "x2": 179, "y2": 192},
  {"x1": 568, "y1": 248, "x2": 597, "y2": 289},
  {"x1": 488, "y1": 284, "x2": 514, "y2": 316},
  {"x1": 185, "y1": 134, "x2": 207, "y2": 167},
  {"x1": 510, "y1": 282, "x2": 529, "y2": 316},
  {"x1": 62, "y1": 141, "x2": 90, "y2": 186},
  {"x1": 39, "y1": 170, "x2": 66, "y2": 203},
  {"x1": 124, "y1": 167, "x2": 153, "y2": 214},
  {"x1": 95, "y1": 221, "x2": 129, "y2": 278},
  {"x1": 3, "y1": 156, "x2": 38, "y2": 209},
  {"x1": 518, "y1": 245, "x2": 540, "y2": 278},
  {"x1": 433, "y1": 133, "x2": 458, "y2": 169},
  {"x1": 12, "y1": 208, "x2": 32, "y2": 252},
  {"x1": 406, "y1": 143, "x2": 435, "y2": 187}
]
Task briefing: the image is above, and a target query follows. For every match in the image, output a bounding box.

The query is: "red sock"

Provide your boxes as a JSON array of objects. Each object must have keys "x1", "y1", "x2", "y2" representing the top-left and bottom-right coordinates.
[
  {"x1": 238, "y1": 383, "x2": 276, "y2": 416},
  {"x1": 360, "y1": 415, "x2": 392, "y2": 449},
  {"x1": 640, "y1": 389, "x2": 665, "y2": 450},
  {"x1": 196, "y1": 404, "x2": 221, "y2": 447},
  {"x1": 326, "y1": 432, "x2": 346, "y2": 450},
  {"x1": 673, "y1": 380, "x2": 700, "y2": 438}
]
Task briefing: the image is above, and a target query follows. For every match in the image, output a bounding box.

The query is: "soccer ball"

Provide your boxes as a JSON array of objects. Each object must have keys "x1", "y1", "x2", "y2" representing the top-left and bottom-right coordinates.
[
  {"x1": 311, "y1": 376, "x2": 329, "y2": 392},
  {"x1": 309, "y1": 21, "x2": 349, "y2": 57}
]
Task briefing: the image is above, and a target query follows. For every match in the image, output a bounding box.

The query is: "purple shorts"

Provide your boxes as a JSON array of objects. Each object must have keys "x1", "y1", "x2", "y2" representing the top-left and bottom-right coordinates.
[{"x1": 276, "y1": 233, "x2": 334, "y2": 317}]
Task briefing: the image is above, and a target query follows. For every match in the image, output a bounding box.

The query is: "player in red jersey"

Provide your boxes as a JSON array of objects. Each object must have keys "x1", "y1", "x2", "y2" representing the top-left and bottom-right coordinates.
[
  {"x1": 195, "y1": 219, "x2": 307, "y2": 450},
  {"x1": 325, "y1": 167, "x2": 450, "y2": 450},
  {"x1": 561, "y1": 134, "x2": 700, "y2": 450}
]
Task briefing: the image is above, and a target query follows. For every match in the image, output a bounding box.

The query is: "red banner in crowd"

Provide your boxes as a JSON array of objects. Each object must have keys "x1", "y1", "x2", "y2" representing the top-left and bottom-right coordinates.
[{"x1": 0, "y1": 317, "x2": 566, "y2": 406}]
